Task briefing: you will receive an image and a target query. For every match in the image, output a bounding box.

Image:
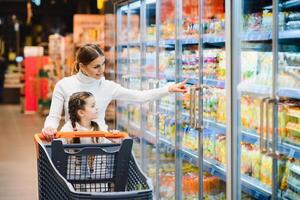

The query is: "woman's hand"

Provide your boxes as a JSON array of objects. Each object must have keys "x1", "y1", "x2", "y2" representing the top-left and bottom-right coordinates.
[
  {"x1": 42, "y1": 127, "x2": 57, "y2": 141},
  {"x1": 109, "y1": 129, "x2": 120, "y2": 134},
  {"x1": 109, "y1": 129, "x2": 122, "y2": 143},
  {"x1": 168, "y1": 79, "x2": 188, "y2": 93}
]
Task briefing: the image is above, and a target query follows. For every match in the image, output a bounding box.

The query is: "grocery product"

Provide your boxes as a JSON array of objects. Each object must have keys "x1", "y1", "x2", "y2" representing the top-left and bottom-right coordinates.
[
  {"x1": 215, "y1": 135, "x2": 226, "y2": 164},
  {"x1": 260, "y1": 154, "x2": 272, "y2": 186},
  {"x1": 241, "y1": 143, "x2": 253, "y2": 175},
  {"x1": 250, "y1": 148, "x2": 261, "y2": 180}
]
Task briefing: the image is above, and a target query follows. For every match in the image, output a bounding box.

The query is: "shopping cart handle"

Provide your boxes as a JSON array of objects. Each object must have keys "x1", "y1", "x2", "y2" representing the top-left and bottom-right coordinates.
[
  {"x1": 34, "y1": 131, "x2": 128, "y2": 160},
  {"x1": 36, "y1": 131, "x2": 128, "y2": 141}
]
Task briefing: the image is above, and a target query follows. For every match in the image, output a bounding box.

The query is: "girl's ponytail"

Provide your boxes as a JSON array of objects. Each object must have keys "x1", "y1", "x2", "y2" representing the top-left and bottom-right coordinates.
[
  {"x1": 72, "y1": 61, "x2": 80, "y2": 75},
  {"x1": 91, "y1": 121, "x2": 99, "y2": 143}
]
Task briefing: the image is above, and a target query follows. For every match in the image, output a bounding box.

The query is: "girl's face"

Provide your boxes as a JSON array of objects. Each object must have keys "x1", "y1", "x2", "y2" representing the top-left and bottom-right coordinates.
[
  {"x1": 79, "y1": 96, "x2": 98, "y2": 121},
  {"x1": 80, "y1": 56, "x2": 105, "y2": 80}
]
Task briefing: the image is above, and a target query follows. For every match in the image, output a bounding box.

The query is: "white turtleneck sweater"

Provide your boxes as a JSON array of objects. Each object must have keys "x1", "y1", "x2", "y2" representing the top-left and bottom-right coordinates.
[{"x1": 43, "y1": 71, "x2": 170, "y2": 131}]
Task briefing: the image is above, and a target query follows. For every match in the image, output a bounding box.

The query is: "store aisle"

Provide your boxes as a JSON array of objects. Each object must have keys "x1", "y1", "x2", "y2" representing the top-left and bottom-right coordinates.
[{"x1": 0, "y1": 105, "x2": 44, "y2": 200}]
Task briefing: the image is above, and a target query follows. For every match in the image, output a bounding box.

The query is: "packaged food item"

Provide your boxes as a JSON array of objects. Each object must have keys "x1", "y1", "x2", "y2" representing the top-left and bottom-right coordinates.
[
  {"x1": 278, "y1": 104, "x2": 287, "y2": 138},
  {"x1": 160, "y1": 173, "x2": 175, "y2": 199},
  {"x1": 260, "y1": 154, "x2": 272, "y2": 186},
  {"x1": 250, "y1": 148, "x2": 261, "y2": 180},
  {"x1": 278, "y1": 154, "x2": 288, "y2": 191},
  {"x1": 241, "y1": 143, "x2": 252, "y2": 175},
  {"x1": 183, "y1": 172, "x2": 198, "y2": 195},
  {"x1": 286, "y1": 20, "x2": 300, "y2": 30},
  {"x1": 204, "y1": 131, "x2": 216, "y2": 159},
  {"x1": 215, "y1": 135, "x2": 226, "y2": 165},
  {"x1": 203, "y1": 176, "x2": 222, "y2": 195}
]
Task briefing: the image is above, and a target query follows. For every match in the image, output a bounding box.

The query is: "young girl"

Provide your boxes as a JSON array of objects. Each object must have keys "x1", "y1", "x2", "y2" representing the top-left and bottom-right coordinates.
[
  {"x1": 61, "y1": 91, "x2": 110, "y2": 183},
  {"x1": 61, "y1": 91, "x2": 110, "y2": 144}
]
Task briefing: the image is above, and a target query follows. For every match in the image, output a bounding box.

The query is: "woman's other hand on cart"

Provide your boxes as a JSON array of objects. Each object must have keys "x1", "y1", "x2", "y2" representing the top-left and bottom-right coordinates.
[
  {"x1": 110, "y1": 129, "x2": 120, "y2": 134},
  {"x1": 109, "y1": 129, "x2": 122, "y2": 143},
  {"x1": 42, "y1": 127, "x2": 57, "y2": 141}
]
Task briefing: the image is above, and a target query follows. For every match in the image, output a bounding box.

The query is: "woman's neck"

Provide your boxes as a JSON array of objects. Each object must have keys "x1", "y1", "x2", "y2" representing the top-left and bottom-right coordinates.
[
  {"x1": 79, "y1": 119, "x2": 92, "y2": 130},
  {"x1": 76, "y1": 70, "x2": 100, "y2": 84}
]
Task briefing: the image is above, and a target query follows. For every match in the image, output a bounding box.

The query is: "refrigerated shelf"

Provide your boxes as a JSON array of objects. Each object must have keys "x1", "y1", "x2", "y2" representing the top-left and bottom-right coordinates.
[
  {"x1": 278, "y1": 88, "x2": 300, "y2": 99},
  {"x1": 159, "y1": 105, "x2": 300, "y2": 159},
  {"x1": 143, "y1": 126, "x2": 272, "y2": 199},
  {"x1": 238, "y1": 83, "x2": 300, "y2": 99},
  {"x1": 118, "y1": 30, "x2": 300, "y2": 47},
  {"x1": 117, "y1": 108, "x2": 273, "y2": 198},
  {"x1": 203, "y1": 119, "x2": 300, "y2": 159},
  {"x1": 279, "y1": 30, "x2": 300, "y2": 39},
  {"x1": 242, "y1": 32, "x2": 271, "y2": 41},
  {"x1": 265, "y1": 0, "x2": 300, "y2": 9},
  {"x1": 166, "y1": 77, "x2": 225, "y2": 88}
]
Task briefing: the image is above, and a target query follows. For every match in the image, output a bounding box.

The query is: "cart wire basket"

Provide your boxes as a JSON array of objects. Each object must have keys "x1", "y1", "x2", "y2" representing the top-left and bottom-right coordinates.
[{"x1": 34, "y1": 131, "x2": 153, "y2": 200}]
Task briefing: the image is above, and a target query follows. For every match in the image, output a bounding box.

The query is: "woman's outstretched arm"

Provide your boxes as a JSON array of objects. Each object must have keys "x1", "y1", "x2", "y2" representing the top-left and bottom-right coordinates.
[{"x1": 112, "y1": 79, "x2": 188, "y2": 103}]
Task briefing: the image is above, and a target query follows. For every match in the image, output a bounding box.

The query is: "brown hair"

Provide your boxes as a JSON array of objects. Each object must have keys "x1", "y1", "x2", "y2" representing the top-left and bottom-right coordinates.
[
  {"x1": 68, "y1": 91, "x2": 99, "y2": 143},
  {"x1": 73, "y1": 44, "x2": 105, "y2": 74}
]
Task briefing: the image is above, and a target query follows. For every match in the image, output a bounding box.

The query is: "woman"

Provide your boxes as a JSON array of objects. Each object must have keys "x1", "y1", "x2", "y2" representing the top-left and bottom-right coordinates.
[{"x1": 42, "y1": 44, "x2": 187, "y2": 139}]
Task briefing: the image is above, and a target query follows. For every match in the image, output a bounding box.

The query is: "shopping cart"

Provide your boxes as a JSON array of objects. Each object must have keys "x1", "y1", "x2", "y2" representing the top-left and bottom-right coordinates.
[{"x1": 34, "y1": 131, "x2": 153, "y2": 200}]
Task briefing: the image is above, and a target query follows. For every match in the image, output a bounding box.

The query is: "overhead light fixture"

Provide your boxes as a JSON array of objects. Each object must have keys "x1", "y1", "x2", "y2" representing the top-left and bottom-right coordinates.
[
  {"x1": 27, "y1": 2, "x2": 32, "y2": 24},
  {"x1": 31, "y1": 0, "x2": 41, "y2": 6},
  {"x1": 120, "y1": 5, "x2": 128, "y2": 11},
  {"x1": 146, "y1": 0, "x2": 156, "y2": 4},
  {"x1": 129, "y1": 1, "x2": 141, "y2": 9},
  {"x1": 97, "y1": 0, "x2": 104, "y2": 10}
]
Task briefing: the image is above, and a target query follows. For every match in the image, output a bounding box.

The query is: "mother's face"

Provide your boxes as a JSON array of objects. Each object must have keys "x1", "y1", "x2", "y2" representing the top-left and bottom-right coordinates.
[{"x1": 80, "y1": 56, "x2": 105, "y2": 80}]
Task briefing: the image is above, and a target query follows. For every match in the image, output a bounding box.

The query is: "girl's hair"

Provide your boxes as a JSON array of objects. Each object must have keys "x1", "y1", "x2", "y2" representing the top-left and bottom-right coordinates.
[
  {"x1": 73, "y1": 43, "x2": 105, "y2": 74},
  {"x1": 68, "y1": 92, "x2": 99, "y2": 143}
]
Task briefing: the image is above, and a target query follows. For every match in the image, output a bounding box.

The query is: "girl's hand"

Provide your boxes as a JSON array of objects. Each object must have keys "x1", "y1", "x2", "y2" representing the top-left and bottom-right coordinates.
[
  {"x1": 42, "y1": 127, "x2": 57, "y2": 141},
  {"x1": 168, "y1": 79, "x2": 188, "y2": 93}
]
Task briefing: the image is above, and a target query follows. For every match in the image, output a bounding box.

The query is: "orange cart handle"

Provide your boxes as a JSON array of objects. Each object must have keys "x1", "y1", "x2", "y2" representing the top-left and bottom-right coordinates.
[
  {"x1": 36, "y1": 131, "x2": 128, "y2": 140},
  {"x1": 34, "y1": 131, "x2": 128, "y2": 159}
]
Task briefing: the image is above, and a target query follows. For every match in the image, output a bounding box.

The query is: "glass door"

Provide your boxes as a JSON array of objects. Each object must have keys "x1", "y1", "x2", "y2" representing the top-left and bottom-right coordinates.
[
  {"x1": 159, "y1": 0, "x2": 227, "y2": 199},
  {"x1": 116, "y1": 1, "x2": 143, "y2": 164},
  {"x1": 179, "y1": 0, "x2": 201, "y2": 198},
  {"x1": 116, "y1": 3, "x2": 129, "y2": 132},
  {"x1": 127, "y1": 1, "x2": 143, "y2": 164},
  {"x1": 141, "y1": 0, "x2": 159, "y2": 196},
  {"x1": 180, "y1": 0, "x2": 227, "y2": 199},
  {"x1": 237, "y1": 0, "x2": 275, "y2": 199},
  {"x1": 201, "y1": 0, "x2": 227, "y2": 198},
  {"x1": 276, "y1": 0, "x2": 300, "y2": 199},
  {"x1": 157, "y1": 0, "x2": 177, "y2": 199}
]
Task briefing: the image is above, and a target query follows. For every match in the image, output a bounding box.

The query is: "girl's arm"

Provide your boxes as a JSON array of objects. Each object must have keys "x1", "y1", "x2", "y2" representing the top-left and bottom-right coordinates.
[{"x1": 112, "y1": 80, "x2": 187, "y2": 103}]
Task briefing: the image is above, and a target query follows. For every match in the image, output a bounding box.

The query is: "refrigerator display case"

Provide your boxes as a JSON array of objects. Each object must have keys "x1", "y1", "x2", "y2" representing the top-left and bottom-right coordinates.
[
  {"x1": 236, "y1": 0, "x2": 300, "y2": 199},
  {"x1": 114, "y1": 0, "x2": 300, "y2": 199},
  {"x1": 116, "y1": 1, "x2": 143, "y2": 165}
]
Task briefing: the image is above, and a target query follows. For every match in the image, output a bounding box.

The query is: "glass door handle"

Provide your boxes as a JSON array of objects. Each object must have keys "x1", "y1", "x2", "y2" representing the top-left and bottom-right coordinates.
[
  {"x1": 266, "y1": 98, "x2": 279, "y2": 157},
  {"x1": 189, "y1": 85, "x2": 203, "y2": 131},
  {"x1": 121, "y1": 76, "x2": 126, "y2": 86},
  {"x1": 122, "y1": 76, "x2": 130, "y2": 87},
  {"x1": 265, "y1": 98, "x2": 271, "y2": 154},
  {"x1": 189, "y1": 86, "x2": 195, "y2": 128},
  {"x1": 148, "y1": 79, "x2": 159, "y2": 114},
  {"x1": 260, "y1": 97, "x2": 270, "y2": 153},
  {"x1": 126, "y1": 76, "x2": 130, "y2": 88},
  {"x1": 194, "y1": 86, "x2": 202, "y2": 131}
]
